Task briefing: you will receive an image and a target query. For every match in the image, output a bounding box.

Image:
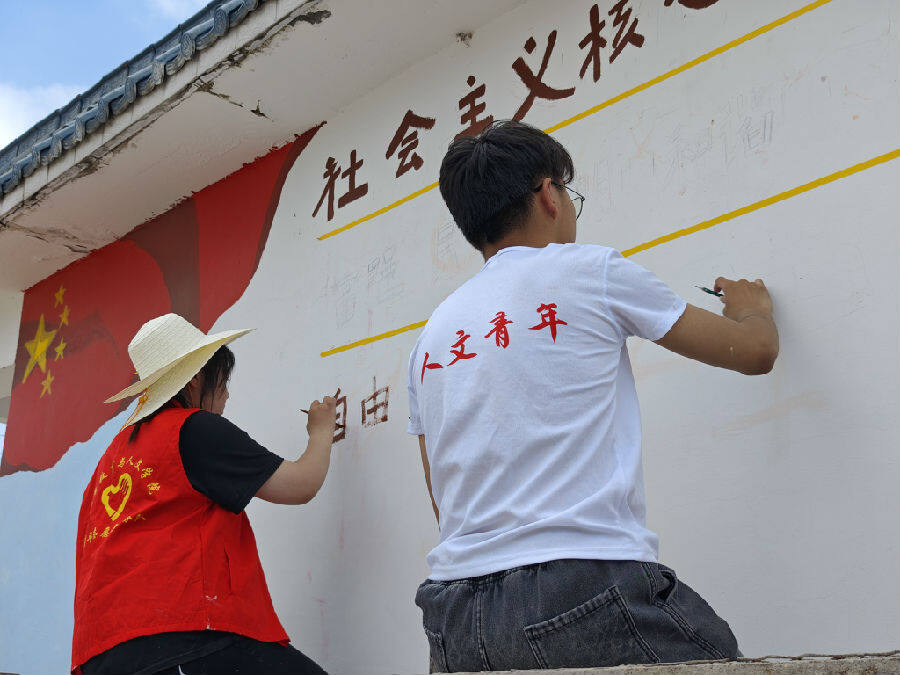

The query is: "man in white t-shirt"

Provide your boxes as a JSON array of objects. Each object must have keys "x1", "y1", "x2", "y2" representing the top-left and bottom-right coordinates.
[{"x1": 407, "y1": 120, "x2": 778, "y2": 672}]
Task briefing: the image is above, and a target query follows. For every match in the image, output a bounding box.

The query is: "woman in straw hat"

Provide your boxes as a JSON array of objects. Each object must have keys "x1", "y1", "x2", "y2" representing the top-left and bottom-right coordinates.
[{"x1": 72, "y1": 313, "x2": 336, "y2": 675}]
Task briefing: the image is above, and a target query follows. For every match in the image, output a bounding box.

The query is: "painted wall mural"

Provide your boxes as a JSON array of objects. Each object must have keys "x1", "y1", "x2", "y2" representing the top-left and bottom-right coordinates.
[
  {"x1": 222, "y1": 1, "x2": 899, "y2": 670},
  {"x1": 2, "y1": 1, "x2": 899, "y2": 673},
  {"x1": 1, "y1": 124, "x2": 321, "y2": 476}
]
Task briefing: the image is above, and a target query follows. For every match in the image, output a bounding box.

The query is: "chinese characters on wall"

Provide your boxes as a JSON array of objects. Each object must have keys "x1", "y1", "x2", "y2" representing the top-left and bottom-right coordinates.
[
  {"x1": 309, "y1": 0, "x2": 721, "y2": 441},
  {"x1": 317, "y1": 378, "x2": 391, "y2": 446},
  {"x1": 310, "y1": 1, "x2": 720, "y2": 224}
]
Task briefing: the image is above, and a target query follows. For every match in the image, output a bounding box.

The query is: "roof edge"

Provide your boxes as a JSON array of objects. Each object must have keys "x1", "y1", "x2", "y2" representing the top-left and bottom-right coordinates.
[{"x1": 0, "y1": 0, "x2": 277, "y2": 197}]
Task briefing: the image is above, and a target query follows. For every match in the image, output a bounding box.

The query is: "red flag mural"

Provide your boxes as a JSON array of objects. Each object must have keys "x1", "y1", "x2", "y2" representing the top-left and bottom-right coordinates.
[{"x1": 1, "y1": 124, "x2": 322, "y2": 476}]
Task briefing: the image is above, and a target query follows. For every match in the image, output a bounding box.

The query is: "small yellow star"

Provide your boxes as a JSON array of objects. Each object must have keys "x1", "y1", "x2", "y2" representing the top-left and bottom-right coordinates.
[
  {"x1": 54, "y1": 338, "x2": 67, "y2": 361},
  {"x1": 59, "y1": 305, "x2": 70, "y2": 327},
  {"x1": 54, "y1": 285, "x2": 66, "y2": 307},
  {"x1": 22, "y1": 315, "x2": 58, "y2": 383},
  {"x1": 40, "y1": 370, "x2": 54, "y2": 398}
]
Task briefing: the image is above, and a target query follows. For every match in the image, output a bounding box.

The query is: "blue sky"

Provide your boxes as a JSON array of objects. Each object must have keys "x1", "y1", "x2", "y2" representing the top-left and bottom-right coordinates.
[{"x1": 0, "y1": 0, "x2": 212, "y2": 147}]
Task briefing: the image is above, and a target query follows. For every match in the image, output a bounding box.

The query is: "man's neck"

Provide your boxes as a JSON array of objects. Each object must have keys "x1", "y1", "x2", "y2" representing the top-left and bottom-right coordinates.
[{"x1": 481, "y1": 226, "x2": 557, "y2": 261}]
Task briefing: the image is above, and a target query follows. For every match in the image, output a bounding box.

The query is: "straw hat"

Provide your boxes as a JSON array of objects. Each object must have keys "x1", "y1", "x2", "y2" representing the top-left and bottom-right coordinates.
[{"x1": 106, "y1": 313, "x2": 253, "y2": 426}]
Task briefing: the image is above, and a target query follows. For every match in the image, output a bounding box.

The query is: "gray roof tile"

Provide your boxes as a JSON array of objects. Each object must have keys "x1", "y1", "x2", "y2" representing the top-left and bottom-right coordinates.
[{"x1": 0, "y1": 0, "x2": 270, "y2": 197}]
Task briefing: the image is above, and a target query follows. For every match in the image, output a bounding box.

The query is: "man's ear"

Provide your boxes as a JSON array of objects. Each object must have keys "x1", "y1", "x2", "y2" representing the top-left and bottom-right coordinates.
[{"x1": 535, "y1": 177, "x2": 560, "y2": 219}]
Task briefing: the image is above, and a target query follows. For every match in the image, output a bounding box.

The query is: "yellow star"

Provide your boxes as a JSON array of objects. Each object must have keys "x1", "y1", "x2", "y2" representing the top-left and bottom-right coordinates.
[
  {"x1": 40, "y1": 370, "x2": 54, "y2": 398},
  {"x1": 54, "y1": 338, "x2": 67, "y2": 361},
  {"x1": 59, "y1": 305, "x2": 70, "y2": 327},
  {"x1": 22, "y1": 315, "x2": 58, "y2": 383},
  {"x1": 54, "y1": 285, "x2": 66, "y2": 307}
]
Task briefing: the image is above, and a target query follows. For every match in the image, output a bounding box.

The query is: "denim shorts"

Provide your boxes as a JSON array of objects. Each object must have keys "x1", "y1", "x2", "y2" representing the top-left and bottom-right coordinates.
[{"x1": 415, "y1": 559, "x2": 739, "y2": 672}]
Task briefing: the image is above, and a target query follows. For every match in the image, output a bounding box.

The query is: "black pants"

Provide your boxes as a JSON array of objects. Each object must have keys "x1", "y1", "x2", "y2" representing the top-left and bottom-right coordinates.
[
  {"x1": 158, "y1": 636, "x2": 327, "y2": 675},
  {"x1": 416, "y1": 559, "x2": 739, "y2": 672}
]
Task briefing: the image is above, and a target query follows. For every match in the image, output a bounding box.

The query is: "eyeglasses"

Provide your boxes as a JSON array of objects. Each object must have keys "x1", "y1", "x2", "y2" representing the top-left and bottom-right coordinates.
[{"x1": 532, "y1": 181, "x2": 585, "y2": 219}]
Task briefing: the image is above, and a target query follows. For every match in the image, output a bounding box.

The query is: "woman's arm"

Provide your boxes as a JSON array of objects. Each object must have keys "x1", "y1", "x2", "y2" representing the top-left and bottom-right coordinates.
[{"x1": 256, "y1": 397, "x2": 337, "y2": 505}]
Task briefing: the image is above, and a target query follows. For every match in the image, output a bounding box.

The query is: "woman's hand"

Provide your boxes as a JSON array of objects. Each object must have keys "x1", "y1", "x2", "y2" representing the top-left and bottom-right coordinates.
[
  {"x1": 306, "y1": 395, "x2": 337, "y2": 441},
  {"x1": 256, "y1": 394, "x2": 339, "y2": 506}
]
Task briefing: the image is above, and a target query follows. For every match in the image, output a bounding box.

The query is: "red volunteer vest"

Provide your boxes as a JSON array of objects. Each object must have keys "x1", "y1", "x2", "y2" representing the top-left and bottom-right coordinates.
[{"x1": 71, "y1": 406, "x2": 288, "y2": 671}]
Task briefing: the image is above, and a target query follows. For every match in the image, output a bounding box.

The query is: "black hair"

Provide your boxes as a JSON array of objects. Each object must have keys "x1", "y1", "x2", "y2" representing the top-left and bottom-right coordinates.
[
  {"x1": 128, "y1": 345, "x2": 236, "y2": 442},
  {"x1": 438, "y1": 119, "x2": 574, "y2": 250}
]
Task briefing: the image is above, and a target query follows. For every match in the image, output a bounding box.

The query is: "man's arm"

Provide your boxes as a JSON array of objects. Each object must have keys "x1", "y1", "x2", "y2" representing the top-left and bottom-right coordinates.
[
  {"x1": 419, "y1": 435, "x2": 439, "y2": 524},
  {"x1": 256, "y1": 396, "x2": 337, "y2": 505},
  {"x1": 655, "y1": 277, "x2": 779, "y2": 375}
]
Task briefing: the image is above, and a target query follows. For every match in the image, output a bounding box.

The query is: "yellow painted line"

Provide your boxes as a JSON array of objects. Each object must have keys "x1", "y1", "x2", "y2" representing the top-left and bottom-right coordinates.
[
  {"x1": 320, "y1": 320, "x2": 429, "y2": 358},
  {"x1": 316, "y1": 0, "x2": 834, "y2": 242},
  {"x1": 621, "y1": 148, "x2": 900, "y2": 257},
  {"x1": 320, "y1": 147, "x2": 899, "y2": 357},
  {"x1": 544, "y1": 0, "x2": 834, "y2": 135},
  {"x1": 318, "y1": 182, "x2": 439, "y2": 240}
]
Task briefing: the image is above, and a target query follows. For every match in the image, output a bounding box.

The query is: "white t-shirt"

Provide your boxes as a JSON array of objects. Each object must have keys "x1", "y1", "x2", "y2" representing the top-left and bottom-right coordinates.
[{"x1": 407, "y1": 243, "x2": 687, "y2": 581}]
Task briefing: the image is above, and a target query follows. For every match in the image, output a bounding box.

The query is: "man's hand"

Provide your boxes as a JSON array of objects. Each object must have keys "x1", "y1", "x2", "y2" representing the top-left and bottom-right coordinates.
[
  {"x1": 656, "y1": 277, "x2": 779, "y2": 376},
  {"x1": 715, "y1": 277, "x2": 773, "y2": 322}
]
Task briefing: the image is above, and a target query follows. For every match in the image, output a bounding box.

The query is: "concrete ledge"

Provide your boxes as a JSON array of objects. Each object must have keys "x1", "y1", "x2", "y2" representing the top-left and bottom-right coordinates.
[
  {"x1": 2, "y1": 654, "x2": 897, "y2": 675},
  {"x1": 435, "y1": 654, "x2": 900, "y2": 675}
]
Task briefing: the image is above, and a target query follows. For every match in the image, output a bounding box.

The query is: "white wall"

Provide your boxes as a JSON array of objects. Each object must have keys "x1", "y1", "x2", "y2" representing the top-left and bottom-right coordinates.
[
  {"x1": 1, "y1": 1, "x2": 897, "y2": 673},
  {"x1": 0, "y1": 289, "x2": 23, "y2": 362},
  {"x1": 0, "y1": 289, "x2": 23, "y2": 425},
  {"x1": 0, "y1": 411, "x2": 130, "y2": 674},
  {"x1": 218, "y1": 0, "x2": 899, "y2": 672}
]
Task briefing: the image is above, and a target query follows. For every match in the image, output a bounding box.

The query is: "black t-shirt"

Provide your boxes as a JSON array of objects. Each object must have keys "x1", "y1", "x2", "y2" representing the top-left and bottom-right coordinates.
[
  {"x1": 80, "y1": 411, "x2": 284, "y2": 675},
  {"x1": 179, "y1": 411, "x2": 284, "y2": 514}
]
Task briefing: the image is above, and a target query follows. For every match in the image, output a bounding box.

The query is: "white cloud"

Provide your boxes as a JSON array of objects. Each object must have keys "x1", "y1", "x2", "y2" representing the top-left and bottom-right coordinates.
[
  {"x1": 146, "y1": 0, "x2": 211, "y2": 22},
  {"x1": 0, "y1": 83, "x2": 84, "y2": 150}
]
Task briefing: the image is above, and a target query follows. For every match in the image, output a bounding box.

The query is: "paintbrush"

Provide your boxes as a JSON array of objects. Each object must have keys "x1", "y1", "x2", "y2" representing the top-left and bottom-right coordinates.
[
  {"x1": 697, "y1": 285, "x2": 723, "y2": 297},
  {"x1": 299, "y1": 388, "x2": 341, "y2": 414}
]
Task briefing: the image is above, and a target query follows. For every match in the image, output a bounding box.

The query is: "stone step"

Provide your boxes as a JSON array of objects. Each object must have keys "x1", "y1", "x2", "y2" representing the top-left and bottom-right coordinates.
[{"x1": 426, "y1": 653, "x2": 900, "y2": 675}]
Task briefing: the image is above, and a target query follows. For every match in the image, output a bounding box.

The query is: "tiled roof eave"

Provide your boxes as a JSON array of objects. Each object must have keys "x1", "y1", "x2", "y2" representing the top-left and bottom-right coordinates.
[{"x1": 0, "y1": 0, "x2": 272, "y2": 198}]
